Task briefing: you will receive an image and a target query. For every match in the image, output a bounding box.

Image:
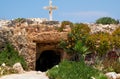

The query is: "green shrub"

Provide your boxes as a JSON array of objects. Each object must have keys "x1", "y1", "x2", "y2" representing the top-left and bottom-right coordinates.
[
  {"x1": 72, "y1": 23, "x2": 90, "y2": 34},
  {"x1": 47, "y1": 60, "x2": 107, "y2": 79},
  {"x1": 59, "y1": 23, "x2": 90, "y2": 61},
  {"x1": 86, "y1": 32, "x2": 112, "y2": 56},
  {"x1": 112, "y1": 27, "x2": 120, "y2": 48},
  {"x1": 0, "y1": 43, "x2": 27, "y2": 70},
  {"x1": 13, "y1": 18, "x2": 26, "y2": 23},
  {"x1": 96, "y1": 17, "x2": 119, "y2": 24},
  {"x1": 86, "y1": 27, "x2": 120, "y2": 56}
]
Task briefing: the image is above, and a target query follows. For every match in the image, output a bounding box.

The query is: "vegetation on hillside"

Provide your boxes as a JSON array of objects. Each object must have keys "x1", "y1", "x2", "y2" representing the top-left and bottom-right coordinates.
[
  {"x1": 12, "y1": 18, "x2": 33, "y2": 24},
  {"x1": 47, "y1": 60, "x2": 107, "y2": 79},
  {"x1": 0, "y1": 43, "x2": 27, "y2": 70},
  {"x1": 112, "y1": 27, "x2": 120, "y2": 48},
  {"x1": 96, "y1": 17, "x2": 119, "y2": 24},
  {"x1": 0, "y1": 16, "x2": 120, "y2": 78},
  {"x1": 57, "y1": 21, "x2": 73, "y2": 32},
  {"x1": 47, "y1": 21, "x2": 120, "y2": 79},
  {"x1": 61, "y1": 21, "x2": 73, "y2": 28},
  {"x1": 86, "y1": 32, "x2": 112, "y2": 56},
  {"x1": 13, "y1": 18, "x2": 26, "y2": 23},
  {"x1": 59, "y1": 23, "x2": 90, "y2": 61}
]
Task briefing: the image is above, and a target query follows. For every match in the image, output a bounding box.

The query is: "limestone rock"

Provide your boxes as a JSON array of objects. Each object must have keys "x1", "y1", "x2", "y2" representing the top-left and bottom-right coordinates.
[
  {"x1": 116, "y1": 74, "x2": 120, "y2": 79},
  {"x1": 13, "y1": 62, "x2": 24, "y2": 73},
  {"x1": 105, "y1": 72, "x2": 117, "y2": 79},
  {"x1": 88, "y1": 24, "x2": 119, "y2": 33},
  {"x1": 33, "y1": 32, "x2": 68, "y2": 43},
  {"x1": 1, "y1": 63, "x2": 6, "y2": 67}
]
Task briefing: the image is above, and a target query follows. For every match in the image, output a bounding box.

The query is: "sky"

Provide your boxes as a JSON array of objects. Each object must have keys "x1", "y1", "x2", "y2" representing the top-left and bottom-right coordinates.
[{"x1": 0, "y1": 0, "x2": 120, "y2": 23}]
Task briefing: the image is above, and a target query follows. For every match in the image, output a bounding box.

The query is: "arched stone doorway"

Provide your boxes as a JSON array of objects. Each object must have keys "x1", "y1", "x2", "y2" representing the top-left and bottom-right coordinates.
[{"x1": 35, "y1": 50, "x2": 61, "y2": 72}]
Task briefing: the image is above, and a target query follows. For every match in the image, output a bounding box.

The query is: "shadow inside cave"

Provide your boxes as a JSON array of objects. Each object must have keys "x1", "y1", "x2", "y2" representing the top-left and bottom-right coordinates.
[{"x1": 35, "y1": 50, "x2": 61, "y2": 72}]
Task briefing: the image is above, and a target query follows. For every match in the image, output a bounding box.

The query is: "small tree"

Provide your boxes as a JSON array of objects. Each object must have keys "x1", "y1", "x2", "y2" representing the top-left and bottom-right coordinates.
[{"x1": 96, "y1": 17, "x2": 119, "y2": 24}]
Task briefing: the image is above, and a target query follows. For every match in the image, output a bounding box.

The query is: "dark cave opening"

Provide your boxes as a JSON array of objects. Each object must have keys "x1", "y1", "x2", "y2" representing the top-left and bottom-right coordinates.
[{"x1": 35, "y1": 50, "x2": 61, "y2": 72}]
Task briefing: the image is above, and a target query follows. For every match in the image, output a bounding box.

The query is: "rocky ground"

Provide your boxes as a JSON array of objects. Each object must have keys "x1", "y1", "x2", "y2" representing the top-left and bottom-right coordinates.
[{"x1": 0, "y1": 71, "x2": 49, "y2": 79}]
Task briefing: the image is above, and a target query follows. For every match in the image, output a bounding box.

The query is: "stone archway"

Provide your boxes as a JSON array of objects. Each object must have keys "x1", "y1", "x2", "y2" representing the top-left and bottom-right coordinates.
[{"x1": 35, "y1": 50, "x2": 61, "y2": 72}]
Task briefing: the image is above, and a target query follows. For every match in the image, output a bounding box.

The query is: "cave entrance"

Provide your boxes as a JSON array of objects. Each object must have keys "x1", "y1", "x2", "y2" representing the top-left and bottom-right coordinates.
[{"x1": 35, "y1": 50, "x2": 61, "y2": 72}]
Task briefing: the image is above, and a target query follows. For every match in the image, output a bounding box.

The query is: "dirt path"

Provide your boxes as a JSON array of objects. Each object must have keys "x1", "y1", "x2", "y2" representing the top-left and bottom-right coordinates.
[{"x1": 0, "y1": 71, "x2": 49, "y2": 79}]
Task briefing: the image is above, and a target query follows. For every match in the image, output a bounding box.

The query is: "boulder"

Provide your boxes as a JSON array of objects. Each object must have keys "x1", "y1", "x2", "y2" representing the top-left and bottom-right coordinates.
[
  {"x1": 116, "y1": 74, "x2": 120, "y2": 79},
  {"x1": 13, "y1": 62, "x2": 25, "y2": 73},
  {"x1": 1, "y1": 63, "x2": 6, "y2": 67},
  {"x1": 105, "y1": 72, "x2": 117, "y2": 79}
]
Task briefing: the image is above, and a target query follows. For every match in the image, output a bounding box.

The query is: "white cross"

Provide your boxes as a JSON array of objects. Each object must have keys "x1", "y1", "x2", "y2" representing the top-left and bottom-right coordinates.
[{"x1": 44, "y1": 0, "x2": 57, "y2": 21}]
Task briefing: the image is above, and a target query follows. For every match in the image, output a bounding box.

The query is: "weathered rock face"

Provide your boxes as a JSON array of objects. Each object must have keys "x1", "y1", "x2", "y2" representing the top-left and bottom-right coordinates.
[
  {"x1": 0, "y1": 27, "x2": 13, "y2": 51},
  {"x1": 88, "y1": 24, "x2": 120, "y2": 34},
  {"x1": 33, "y1": 32, "x2": 68, "y2": 43},
  {"x1": 0, "y1": 23, "x2": 119, "y2": 70}
]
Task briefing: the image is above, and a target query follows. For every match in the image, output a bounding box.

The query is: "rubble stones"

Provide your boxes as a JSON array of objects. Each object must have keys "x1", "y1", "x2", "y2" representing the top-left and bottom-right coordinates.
[
  {"x1": 13, "y1": 63, "x2": 25, "y2": 73},
  {"x1": 1, "y1": 63, "x2": 6, "y2": 67},
  {"x1": 0, "y1": 20, "x2": 12, "y2": 27},
  {"x1": 88, "y1": 24, "x2": 119, "y2": 34},
  {"x1": 105, "y1": 72, "x2": 120, "y2": 79}
]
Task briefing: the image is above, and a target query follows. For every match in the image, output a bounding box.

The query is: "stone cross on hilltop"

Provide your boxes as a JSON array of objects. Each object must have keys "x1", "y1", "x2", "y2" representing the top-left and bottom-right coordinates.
[{"x1": 43, "y1": 0, "x2": 58, "y2": 21}]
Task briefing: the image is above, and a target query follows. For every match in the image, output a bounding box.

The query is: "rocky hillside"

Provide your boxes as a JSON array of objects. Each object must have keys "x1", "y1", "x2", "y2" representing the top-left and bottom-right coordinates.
[
  {"x1": 88, "y1": 24, "x2": 120, "y2": 33},
  {"x1": 0, "y1": 22, "x2": 119, "y2": 69}
]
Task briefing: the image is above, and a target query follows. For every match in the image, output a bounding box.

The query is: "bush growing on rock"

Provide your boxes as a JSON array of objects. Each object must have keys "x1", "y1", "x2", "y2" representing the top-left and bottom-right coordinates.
[
  {"x1": 13, "y1": 18, "x2": 26, "y2": 23},
  {"x1": 61, "y1": 21, "x2": 73, "y2": 28},
  {"x1": 0, "y1": 43, "x2": 27, "y2": 70},
  {"x1": 85, "y1": 27, "x2": 120, "y2": 56},
  {"x1": 71, "y1": 23, "x2": 91, "y2": 37},
  {"x1": 86, "y1": 29, "x2": 120, "y2": 73},
  {"x1": 96, "y1": 17, "x2": 119, "y2": 25},
  {"x1": 86, "y1": 32, "x2": 114, "y2": 57},
  {"x1": 112, "y1": 27, "x2": 120, "y2": 48},
  {"x1": 58, "y1": 21, "x2": 73, "y2": 32},
  {"x1": 59, "y1": 23, "x2": 90, "y2": 61}
]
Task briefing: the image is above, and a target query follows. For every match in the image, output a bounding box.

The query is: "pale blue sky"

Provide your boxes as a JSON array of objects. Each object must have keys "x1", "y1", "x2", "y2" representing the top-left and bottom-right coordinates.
[{"x1": 0, "y1": 0, "x2": 120, "y2": 23}]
